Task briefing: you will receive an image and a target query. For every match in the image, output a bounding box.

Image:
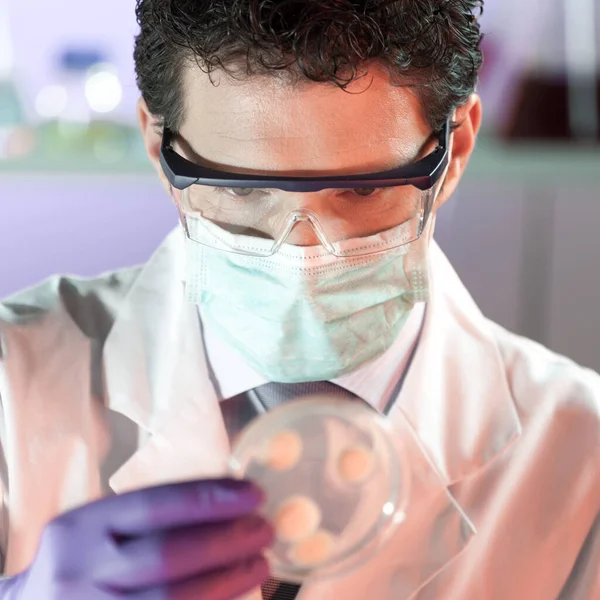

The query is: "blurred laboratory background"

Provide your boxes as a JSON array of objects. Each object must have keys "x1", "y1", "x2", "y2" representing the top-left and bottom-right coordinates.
[{"x1": 1, "y1": 1, "x2": 600, "y2": 372}]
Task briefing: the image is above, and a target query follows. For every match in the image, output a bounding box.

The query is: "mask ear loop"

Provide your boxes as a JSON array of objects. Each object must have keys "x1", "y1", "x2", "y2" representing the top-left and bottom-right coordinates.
[
  {"x1": 423, "y1": 164, "x2": 451, "y2": 243},
  {"x1": 170, "y1": 185, "x2": 191, "y2": 239},
  {"x1": 427, "y1": 162, "x2": 451, "y2": 217}
]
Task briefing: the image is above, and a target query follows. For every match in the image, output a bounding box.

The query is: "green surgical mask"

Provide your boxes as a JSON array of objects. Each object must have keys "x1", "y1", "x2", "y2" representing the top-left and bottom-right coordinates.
[{"x1": 185, "y1": 217, "x2": 431, "y2": 383}]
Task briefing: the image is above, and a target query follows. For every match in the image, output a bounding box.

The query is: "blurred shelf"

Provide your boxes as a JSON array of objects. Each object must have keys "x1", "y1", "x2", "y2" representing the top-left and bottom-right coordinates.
[
  {"x1": 466, "y1": 138, "x2": 600, "y2": 183},
  {"x1": 0, "y1": 155, "x2": 152, "y2": 174},
  {"x1": 0, "y1": 120, "x2": 152, "y2": 175}
]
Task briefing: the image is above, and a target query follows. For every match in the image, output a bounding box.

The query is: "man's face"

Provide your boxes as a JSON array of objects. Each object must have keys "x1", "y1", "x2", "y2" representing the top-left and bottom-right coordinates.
[{"x1": 140, "y1": 63, "x2": 482, "y2": 243}]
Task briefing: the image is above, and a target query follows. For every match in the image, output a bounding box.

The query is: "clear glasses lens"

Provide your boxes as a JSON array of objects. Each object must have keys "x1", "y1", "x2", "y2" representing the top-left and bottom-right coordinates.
[{"x1": 176, "y1": 182, "x2": 440, "y2": 257}]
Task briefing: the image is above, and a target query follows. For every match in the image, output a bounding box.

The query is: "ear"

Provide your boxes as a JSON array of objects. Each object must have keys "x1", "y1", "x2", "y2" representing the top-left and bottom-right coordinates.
[
  {"x1": 137, "y1": 97, "x2": 172, "y2": 195},
  {"x1": 434, "y1": 94, "x2": 482, "y2": 209}
]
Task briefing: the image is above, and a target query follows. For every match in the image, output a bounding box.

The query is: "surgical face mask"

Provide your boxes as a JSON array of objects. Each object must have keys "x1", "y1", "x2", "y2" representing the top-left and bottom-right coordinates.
[{"x1": 184, "y1": 216, "x2": 432, "y2": 383}]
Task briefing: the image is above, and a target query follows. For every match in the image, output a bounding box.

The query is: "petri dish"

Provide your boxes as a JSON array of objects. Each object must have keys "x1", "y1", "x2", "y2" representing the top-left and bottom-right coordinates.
[{"x1": 229, "y1": 395, "x2": 409, "y2": 583}]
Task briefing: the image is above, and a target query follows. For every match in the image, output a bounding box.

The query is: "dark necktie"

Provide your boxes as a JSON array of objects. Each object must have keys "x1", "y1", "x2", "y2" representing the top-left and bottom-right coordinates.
[{"x1": 253, "y1": 380, "x2": 361, "y2": 600}]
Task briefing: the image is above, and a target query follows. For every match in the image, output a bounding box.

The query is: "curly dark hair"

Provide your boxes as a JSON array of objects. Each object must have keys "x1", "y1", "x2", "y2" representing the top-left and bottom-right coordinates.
[{"x1": 134, "y1": 0, "x2": 484, "y2": 133}]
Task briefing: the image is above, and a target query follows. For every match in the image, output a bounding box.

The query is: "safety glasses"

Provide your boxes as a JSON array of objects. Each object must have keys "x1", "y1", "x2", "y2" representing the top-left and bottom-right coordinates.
[{"x1": 160, "y1": 121, "x2": 450, "y2": 257}]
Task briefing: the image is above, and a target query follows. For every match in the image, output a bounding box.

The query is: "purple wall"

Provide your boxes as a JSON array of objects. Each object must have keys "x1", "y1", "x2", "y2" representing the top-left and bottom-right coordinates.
[{"x1": 0, "y1": 175, "x2": 177, "y2": 298}]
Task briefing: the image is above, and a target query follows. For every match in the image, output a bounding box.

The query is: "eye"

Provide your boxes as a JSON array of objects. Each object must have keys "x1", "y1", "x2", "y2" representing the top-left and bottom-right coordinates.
[
  {"x1": 229, "y1": 188, "x2": 255, "y2": 197},
  {"x1": 353, "y1": 188, "x2": 376, "y2": 197}
]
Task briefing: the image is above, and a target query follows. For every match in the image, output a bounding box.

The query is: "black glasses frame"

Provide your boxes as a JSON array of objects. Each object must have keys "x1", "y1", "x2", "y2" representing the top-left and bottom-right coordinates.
[{"x1": 160, "y1": 121, "x2": 450, "y2": 194}]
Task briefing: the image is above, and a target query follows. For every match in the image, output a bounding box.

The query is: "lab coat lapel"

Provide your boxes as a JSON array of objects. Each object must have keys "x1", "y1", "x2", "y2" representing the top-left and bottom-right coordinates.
[
  {"x1": 103, "y1": 228, "x2": 230, "y2": 493},
  {"x1": 396, "y1": 243, "x2": 522, "y2": 485}
]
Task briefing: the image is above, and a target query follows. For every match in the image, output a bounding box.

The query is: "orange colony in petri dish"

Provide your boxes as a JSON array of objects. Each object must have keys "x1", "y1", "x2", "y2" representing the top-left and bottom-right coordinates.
[
  {"x1": 273, "y1": 495, "x2": 322, "y2": 543},
  {"x1": 291, "y1": 529, "x2": 335, "y2": 566},
  {"x1": 263, "y1": 429, "x2": 303, "y2": 471},
  {"x1": 337, "y1": 444, "x2": 375, "y2": 484}
]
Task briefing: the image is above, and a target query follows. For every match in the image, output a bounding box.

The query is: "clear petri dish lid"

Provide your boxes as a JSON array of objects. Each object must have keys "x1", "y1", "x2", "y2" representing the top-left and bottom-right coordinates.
[{"x1": 229, "y1": 395, "x2": 409, "y2": 583}]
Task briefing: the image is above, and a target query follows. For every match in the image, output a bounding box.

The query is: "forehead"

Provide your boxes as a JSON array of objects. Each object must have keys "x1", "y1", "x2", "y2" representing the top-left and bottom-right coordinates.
[{"x1": 179, "y1": 65, "x2": 431, "y2": 174}]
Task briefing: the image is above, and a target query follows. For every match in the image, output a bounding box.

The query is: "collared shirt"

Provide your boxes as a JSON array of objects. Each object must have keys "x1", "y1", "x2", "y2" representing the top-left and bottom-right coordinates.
[{"x1": 200, "y1": 302, "x2": 426, "y2": 412}]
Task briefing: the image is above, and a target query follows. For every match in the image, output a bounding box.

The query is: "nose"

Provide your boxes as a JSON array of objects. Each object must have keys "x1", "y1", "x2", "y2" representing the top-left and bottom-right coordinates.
[{"x1": 278, "y1": 194, "x2": 329, "y2": 246}]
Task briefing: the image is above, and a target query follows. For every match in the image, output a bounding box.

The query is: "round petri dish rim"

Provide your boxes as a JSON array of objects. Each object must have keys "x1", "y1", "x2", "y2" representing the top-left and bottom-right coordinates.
[{"x1": 228, "y1": 396, "x2": 411, "y2": 582}]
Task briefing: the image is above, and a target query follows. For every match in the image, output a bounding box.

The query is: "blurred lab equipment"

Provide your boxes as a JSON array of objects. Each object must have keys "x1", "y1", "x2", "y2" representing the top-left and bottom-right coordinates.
[
  {"x1": 0, "y1": 0, "x2": 30, "y2": 159},
  {"x1": 503, "y1": 0, "x2": 599, "y2": 142}
]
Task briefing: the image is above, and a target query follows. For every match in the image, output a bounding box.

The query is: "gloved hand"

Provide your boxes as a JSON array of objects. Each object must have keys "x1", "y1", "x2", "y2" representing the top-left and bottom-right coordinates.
[{"x1": 0, "y1": 478, "x2": 273, "y2": 600}]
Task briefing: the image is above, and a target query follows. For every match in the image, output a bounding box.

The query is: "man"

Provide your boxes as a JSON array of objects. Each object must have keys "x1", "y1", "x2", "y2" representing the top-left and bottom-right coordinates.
[{"x1": 0, "y1": 1, "x2": 598, "y2": 599}]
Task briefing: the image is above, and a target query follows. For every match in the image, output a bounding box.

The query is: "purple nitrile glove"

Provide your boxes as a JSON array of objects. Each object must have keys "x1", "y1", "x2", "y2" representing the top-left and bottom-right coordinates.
[{"x1": 0, "y1": 478, "x2": 273, "y2": 600}]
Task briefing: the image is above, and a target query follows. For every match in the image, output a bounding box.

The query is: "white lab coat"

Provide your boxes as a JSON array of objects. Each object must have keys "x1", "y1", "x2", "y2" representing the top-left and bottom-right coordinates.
[{"x1": 0, "y1": 228, "x2": 598, "y2": 599}]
